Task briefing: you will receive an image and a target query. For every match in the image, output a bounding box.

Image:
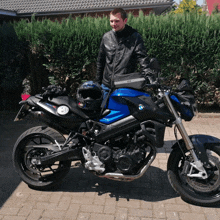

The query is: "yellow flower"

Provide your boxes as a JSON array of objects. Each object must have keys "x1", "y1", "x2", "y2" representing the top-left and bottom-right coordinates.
[{"x1": 174, "y1": 0, "x2": 200, "y2": 14}]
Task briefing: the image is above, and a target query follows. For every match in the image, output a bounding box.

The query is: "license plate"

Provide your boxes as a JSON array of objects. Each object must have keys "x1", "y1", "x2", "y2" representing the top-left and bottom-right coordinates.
[{"x1": 14, "y1": 104, "x2": 29, "y2": 121}]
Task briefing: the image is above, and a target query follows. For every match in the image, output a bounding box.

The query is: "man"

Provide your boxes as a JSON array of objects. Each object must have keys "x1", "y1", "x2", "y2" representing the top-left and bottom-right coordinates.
[{"x1": 96, "y1": 8, "x2": 153, "y2": 101}]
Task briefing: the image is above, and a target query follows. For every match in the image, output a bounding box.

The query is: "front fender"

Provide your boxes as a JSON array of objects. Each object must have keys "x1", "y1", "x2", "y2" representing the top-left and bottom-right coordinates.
[{"x1": 172, "y1": 135, "x2": 220, "y2": 166}]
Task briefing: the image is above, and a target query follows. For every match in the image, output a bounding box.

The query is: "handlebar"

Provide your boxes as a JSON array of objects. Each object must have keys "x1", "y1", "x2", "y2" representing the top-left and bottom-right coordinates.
[{"x1": 144, "y1": 79, "x2": 172, "y2": 91}]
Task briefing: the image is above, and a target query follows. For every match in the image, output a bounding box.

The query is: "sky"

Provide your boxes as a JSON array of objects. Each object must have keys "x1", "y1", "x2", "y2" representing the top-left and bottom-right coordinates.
[{"x1": 175, "y1": 0, "x2": 204, "y2": 5}]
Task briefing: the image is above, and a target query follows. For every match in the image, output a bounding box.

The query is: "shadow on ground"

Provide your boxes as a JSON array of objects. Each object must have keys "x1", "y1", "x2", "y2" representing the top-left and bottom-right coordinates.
[
  {"x1": 59, "y1": 164, "x2": 178, "y2": 202},
  {"x1": 0, "y1": 112, "x2": 42, "y2": 207}
]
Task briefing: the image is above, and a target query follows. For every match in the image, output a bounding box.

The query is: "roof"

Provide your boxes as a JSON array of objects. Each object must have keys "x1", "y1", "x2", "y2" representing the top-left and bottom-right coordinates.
[{"x1": 0, "y1": 0, "x2": 173, "y2": 17}]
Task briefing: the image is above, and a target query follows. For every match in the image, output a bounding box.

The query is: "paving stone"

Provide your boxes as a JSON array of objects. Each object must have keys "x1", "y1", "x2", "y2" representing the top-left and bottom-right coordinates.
[
  {"x1": 202, "y1": 207, "x2": 218, "y2": 215},
  {"x1": 115, "y1": 207, "x2": 128, "y2": 219},
  {"x1": 77, "y1": 212, "x2": 90, "y2": 219},
  {"x1": 205, "y1": 214, "x2": 220, "y2": 220},
  {"x1": 188, "y1": 204, "x2": 204, "y2": 213},
  {"x1": 49, "y1": 192, "x2": 63, "y2": 203},
  {"x1": 2, "y1": 216, "x2": 27, "y2": 220},
  {"x1": 71, "y1": 197, "x2": 94, "y2": 205},
  {"x1": 64, "y1": 204, "x2": 80, "y2": 220},
  {"x1": 26, "y1": 209, "x2": 44, "y2": 220},
  {"x1": 104, "y1": 204, "x2": 116, "y2": 214},
  {"x1": 140, "y1": 201, "x2": 152, "y2": 209},
  {"x1": 153, "y1": 209, "x2": 166, "y2": 219},
  {"x1": 27, "y1": 194, "x2": 51, "y2": 202},
  {"x1": 35, "y1": 202, "x2": 57, "y2": 210},
  {"x1": 42, "y1": 209, "x2": 66, "y2": 219},
  {"x1": 90, "y1": 213, "x2": 115, "y2": 220},
  {"x1": 94, "y1": 194, "x2": 107, "y2": 205},
  {"x1": 165, "y1": 204, "x2": 191, "y2": 212},
  {"x1": 166, "y1": 211, "x2": 180, "y2": 220},
  {"x1": 17, "y1": 206, "x2": 32, "y2": 217},
  {"x1": 117, "y1": 198, "x2": 141, "y2": 209},
  {"x1": 179, "y1": 212, "x2": 206, "y2": 220},
  {"x1": 128, "y1": 217, "x2": 141, "y2": 220},
  {"x1": 80, "y1": 204, "x2": 104, "y2": 213},
  {"x1": 0, "y1": 207, "x2": 20, "y2": 216},
  {"x1": 57, "y1": 196, "x2": 71, "y2": 210},
  {"x1": 129, "y1": 208, "x2": 153, "y2": 218}
]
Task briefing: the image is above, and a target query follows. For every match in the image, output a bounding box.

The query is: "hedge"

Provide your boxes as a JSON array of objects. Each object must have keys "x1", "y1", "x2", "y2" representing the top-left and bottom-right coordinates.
[
  {"x1": 0, "y1": 12, "x2": 220, "y2": 110},
  {"x1": 0, "y1": 22, "x2": 29, "y2": 110}
]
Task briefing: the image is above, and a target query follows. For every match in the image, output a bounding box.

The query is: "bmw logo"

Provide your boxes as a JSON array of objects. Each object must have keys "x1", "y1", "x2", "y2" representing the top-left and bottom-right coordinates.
[{"x1": 139, "y1": 104, "x2": 144, "y2": 111}]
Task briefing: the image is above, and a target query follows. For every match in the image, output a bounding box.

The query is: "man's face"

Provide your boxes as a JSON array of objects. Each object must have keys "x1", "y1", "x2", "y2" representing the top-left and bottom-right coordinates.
[{"x1": 110, "y1": 13, "x2": 127, "y2": 32}]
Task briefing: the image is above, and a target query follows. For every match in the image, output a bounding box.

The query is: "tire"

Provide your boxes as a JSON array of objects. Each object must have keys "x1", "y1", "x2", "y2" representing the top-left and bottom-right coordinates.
[
  {"x1": 167, "y1": 142, "x2": 220, "y2": 206},
  {"x1": 13, "y1": 126, "x2": 71, "y2": 190}
]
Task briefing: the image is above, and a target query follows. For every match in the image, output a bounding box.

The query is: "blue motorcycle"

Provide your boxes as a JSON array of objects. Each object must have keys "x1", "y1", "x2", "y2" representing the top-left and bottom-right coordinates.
[{"x1": 13, "y1": 65, "x2": 220, "y2": 206}]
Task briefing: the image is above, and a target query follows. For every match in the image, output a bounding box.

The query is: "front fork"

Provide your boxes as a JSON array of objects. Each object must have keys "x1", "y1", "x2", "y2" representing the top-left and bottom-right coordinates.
[{"x1": 163, "y1": 93, "x2": 208, "y2": 179}]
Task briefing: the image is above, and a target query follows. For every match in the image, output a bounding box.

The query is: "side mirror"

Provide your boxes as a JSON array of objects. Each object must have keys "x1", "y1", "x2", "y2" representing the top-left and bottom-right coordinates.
[
  {"x1": 149, "y1": 58, "x2": 161, "y2": 78},
  {"x1": 150, "y1": 58, "x2": 161, "y2": 71}
]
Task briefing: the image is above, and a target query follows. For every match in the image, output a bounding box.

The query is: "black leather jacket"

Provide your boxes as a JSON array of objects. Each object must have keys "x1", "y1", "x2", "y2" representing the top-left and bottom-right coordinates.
[{"x1": 96, "y1": 25, "x2": 150, "y2": 88}]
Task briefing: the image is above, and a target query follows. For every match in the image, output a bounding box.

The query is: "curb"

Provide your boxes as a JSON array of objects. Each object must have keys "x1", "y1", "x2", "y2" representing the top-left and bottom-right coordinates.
[{"x1": 197, "y1": 113, "x2": 220, "y2": 118}]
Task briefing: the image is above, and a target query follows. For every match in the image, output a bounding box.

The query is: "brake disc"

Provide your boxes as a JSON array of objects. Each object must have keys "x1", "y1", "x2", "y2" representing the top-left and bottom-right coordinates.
[{"x1": 185, "y1": 155, "x2": 220, "y2": 193}]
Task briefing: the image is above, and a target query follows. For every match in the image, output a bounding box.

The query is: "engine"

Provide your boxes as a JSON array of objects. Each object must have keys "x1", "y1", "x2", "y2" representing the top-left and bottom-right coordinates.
[
  {"x1": 113, "y1": 146, "x2": 146, "y2": 173},
  {"x1": 89, "y1": 132, "x2": 147, "y2": 174}
]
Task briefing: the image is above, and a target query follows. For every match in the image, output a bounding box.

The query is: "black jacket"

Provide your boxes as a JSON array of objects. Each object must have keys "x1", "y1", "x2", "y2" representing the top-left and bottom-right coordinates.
[{"x1": 96, "y1": 25, "x2": 150, "y2": 88}]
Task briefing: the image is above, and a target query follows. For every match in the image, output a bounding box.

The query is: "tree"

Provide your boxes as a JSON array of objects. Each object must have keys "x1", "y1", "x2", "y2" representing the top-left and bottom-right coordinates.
[{"x1": 174, "y1": 0, "x2": 203, "y2": 14}]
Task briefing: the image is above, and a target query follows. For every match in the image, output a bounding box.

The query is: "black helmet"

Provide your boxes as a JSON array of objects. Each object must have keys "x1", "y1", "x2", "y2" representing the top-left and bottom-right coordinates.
[{"x1": 76, "y1": 81, "x2": 103, "y2": 111}]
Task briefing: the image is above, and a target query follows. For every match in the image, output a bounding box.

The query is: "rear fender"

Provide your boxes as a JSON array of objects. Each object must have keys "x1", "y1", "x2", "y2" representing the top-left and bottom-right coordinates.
[
  {"x1": 14, "y1": 96, "x2": 42, "y2": 121},
  {"x1": 172, "y1": 135, "x2": 220, "y2": 166}
]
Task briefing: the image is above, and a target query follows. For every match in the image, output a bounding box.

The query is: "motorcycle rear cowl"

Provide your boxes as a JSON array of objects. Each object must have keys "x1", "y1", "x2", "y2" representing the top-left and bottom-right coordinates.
[
  {"x1": 21, "y1": 95, "x2": 89, "y2": 132},
  {"x1": 30, "y1": 110, "x2": 84, "y2": 133}
]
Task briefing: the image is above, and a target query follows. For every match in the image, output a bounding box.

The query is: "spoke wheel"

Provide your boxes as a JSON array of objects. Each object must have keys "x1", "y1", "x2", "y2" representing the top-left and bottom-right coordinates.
[
  {"x1": 13, "y1": 126, "x2": 71, "y2": 190},
  {"x1": 167, "y1": 143, "x2": 220, "y2": 206}
]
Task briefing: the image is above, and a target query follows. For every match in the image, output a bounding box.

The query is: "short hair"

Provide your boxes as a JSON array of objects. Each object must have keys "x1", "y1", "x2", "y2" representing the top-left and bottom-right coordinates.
[{"x1": 110, "y1": 8, "x2": 127, "y2": 20}]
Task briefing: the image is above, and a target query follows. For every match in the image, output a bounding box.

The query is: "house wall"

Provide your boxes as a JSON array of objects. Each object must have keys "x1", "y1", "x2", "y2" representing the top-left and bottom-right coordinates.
[{"x1": 206, "y1": 0, "x2": 220, "y2": 14}]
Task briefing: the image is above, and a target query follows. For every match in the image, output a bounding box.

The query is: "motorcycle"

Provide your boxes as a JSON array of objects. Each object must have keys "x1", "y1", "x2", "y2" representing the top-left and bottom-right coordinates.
[{"x1": 13, "y1": 62, "x2": 220, "y2": 206}]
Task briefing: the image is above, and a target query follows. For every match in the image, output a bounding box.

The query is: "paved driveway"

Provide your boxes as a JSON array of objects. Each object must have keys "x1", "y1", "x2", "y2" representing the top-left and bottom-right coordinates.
[{"x1": 0, "y1": 112, "x2": 220, "y2": 220}]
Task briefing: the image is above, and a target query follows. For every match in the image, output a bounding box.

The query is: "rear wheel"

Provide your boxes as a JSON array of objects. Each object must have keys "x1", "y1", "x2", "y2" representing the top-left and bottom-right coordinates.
[
  {"x1": 167, "y1": 142, "x2": 220, "y2": 206},
  {"x1": 13, "y1": 126, "x2": 71, "y2": 190}
]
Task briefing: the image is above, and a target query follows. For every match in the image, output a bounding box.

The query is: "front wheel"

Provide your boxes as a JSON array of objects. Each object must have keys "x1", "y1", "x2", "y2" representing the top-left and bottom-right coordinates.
[
  {"x1": 13, "y1": 126, "x2": 71, "y2": 190},
  {"x1": 167, "y1": 142, "x2": 220, "y2": 206}
]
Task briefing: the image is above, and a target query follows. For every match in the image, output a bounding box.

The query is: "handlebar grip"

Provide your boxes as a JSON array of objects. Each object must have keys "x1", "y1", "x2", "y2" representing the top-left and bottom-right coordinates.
[{"x1": 144, "y1": 83, "x2": 159, "y2": 89}]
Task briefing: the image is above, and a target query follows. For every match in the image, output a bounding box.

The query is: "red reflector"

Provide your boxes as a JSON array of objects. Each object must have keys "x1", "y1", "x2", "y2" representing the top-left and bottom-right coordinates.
[{"x1": 21, "y1": 94, "x2": 31, "y2": 100}]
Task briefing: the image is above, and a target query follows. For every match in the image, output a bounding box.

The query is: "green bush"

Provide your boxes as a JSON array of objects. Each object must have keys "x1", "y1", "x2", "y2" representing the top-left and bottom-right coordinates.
[
  {"x1": 1, "y1": 12, "x2": 220, "y2": 109},
  {"x1": 13, "y1": 15, "x2": 111, "y2": 95},
  {"x1": 131, "y1": 12, "x2": 220, "y2": 106}
]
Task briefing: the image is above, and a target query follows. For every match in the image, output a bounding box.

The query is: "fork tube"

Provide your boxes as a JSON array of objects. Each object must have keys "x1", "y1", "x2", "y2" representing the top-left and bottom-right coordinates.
[{"x1": 163, "y1": 93, "x2": 198, "y2": 160}]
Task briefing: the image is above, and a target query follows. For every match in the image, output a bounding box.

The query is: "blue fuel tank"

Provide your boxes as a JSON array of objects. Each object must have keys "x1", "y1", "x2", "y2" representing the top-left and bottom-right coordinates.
[{"x1": 100, "y1": 88, "x2": 150, "y2": 124}]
